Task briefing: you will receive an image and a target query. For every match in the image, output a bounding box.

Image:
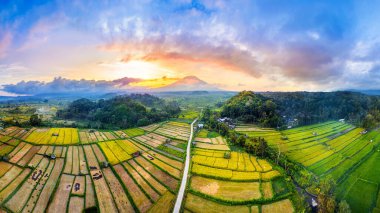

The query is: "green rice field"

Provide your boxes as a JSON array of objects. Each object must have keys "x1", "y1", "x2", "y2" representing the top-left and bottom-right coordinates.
[{"x1": 237, "y1": 121, "x2": 380, "y2": 212}]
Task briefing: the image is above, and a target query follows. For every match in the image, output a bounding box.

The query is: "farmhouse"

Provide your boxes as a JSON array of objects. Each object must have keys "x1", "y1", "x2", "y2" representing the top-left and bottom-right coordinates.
[
  {"x1": 217, "y1": 117, "x2": 236, "y2": 129},
  {"x1": 217, "y1": 117, "x2": 232, "y2": 123}
]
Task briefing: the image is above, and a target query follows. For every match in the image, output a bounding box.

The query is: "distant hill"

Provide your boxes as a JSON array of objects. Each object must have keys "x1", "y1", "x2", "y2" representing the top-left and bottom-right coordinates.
[
  {"x1": 348, "y1": 89, "x2": 380, "y2": 96},
  {"x1": 0, "y1": 76, "x2": 221, "y2": 99},
  {"x1": 155, "y1": 76, "x2": 220, "y2": 92}
]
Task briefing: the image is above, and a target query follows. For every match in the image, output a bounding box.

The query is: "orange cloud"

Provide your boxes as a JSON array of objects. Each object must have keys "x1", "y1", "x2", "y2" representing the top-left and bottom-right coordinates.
[{"x1": 98, "y1": 36, "x2": 263, "y2": 79}]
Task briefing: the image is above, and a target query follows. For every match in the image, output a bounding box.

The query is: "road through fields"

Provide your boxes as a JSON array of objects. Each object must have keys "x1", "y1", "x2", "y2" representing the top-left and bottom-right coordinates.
[{"x1": 173, "y1": 119, "x2": 197, "y2": 213}]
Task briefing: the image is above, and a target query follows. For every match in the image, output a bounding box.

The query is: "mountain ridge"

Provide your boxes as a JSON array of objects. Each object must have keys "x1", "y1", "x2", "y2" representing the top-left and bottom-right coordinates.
[{"x1": 0, "y1": 75, "x2": 220, "y2": 97}]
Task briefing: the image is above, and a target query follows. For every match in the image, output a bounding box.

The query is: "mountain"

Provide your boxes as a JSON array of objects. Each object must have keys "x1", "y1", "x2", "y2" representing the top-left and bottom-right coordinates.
[
  {"x1": 156, "y1": 76, "x2": 220, "y2": 92},
  {"x1": 348, "y1": 89, "x2": 380, "y2": 96},
  {"x1": 0, "y1": 76, "x2": 220, "y2": 95}
]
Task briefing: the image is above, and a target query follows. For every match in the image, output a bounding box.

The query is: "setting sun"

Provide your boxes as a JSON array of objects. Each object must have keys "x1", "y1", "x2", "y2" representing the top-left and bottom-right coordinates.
[{"x1": 99, "y1": 60, "x2": 176, "y2": 80}]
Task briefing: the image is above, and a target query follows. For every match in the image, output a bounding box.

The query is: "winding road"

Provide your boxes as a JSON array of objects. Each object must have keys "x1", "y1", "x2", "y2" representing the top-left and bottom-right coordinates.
[{"x1": 173, "y1": 119, "x2": 197, "y2": 213}]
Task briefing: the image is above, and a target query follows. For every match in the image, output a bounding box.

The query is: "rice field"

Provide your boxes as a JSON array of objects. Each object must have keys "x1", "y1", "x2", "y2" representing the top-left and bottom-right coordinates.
[
  {"x1": 133, "y1": 132, "x2": 170, "y2": 148},
  {"x1": 239, "y1": 120, "x2": 380, "y2": 212},
  {"x1": 79, "y1": 129, "x2": 116, "y2": 143},
  {"x1": 124, "y1": 128, "x2": 145, "y2": 137},
  {"x1": 132, "y1": 122, "x2": 190, "y2": 159},
  {"x1": 187, "y1": 130, "x2": 295, "y2": 212},
  {"x1": 194, "y1": 129, "x2": 230, "y2": 151},
  {"x1": 25, "y1": 128, "x2": 80, "y2": 145},
  {"x1": 336, "y1": 150, "x2": 380, "y2": 213},
  {"x1": 184, "y1": 193, "x2": 294, "y2": 213},
  {"x1": 0, "y1": 121, "x2": 192, "y2": 212},
  {"x1": 153, "y1": 122, "x2": 191, "y2": 141},
  {"x1": 0, "y1": 119, "x2": 298, "y2": 212},
  {"x1": 98, "y1": 140, "x2": 139, "y2": 164}
]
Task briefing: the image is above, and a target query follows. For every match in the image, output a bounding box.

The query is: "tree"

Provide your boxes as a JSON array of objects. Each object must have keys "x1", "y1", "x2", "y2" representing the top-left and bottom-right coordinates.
[
  {"x1": 229, "y1": 132, "x2": 237, "y2": 144},
  {"x1": 237, "y1": 135, "x2": 246, "y2": 146},
  {"x1": 256, "y1": 138, "x2": 268, "y2": 158},
  {"x1": 317, "y1": 176, "x2": 336, "y2": 213},
  {"x1": 56, "y1": 94, "x2": 180, "y2": 129},
  {"x1": 220, "y1": 91, "x2": 282, "y2": 127},
  {"x1": 338, "y1": 200, "x2": 351, "y2": 213},
  {"x1": 29, "y1": 114, "x2": 42, "y2": 126},
  {"x1": 202, "y1": 107, "x2": 212, "y2": 122},
  {"x1": 218, "y1": 123, "x2": 229, "y2": 136}
]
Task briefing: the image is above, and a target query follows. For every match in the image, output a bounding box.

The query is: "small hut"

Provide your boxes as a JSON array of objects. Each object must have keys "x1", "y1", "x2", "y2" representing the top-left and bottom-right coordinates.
[
  {"x1": 102, "y1": 161, "x2": 109, "y2": 168},
  {"x1": 132, "y1": 151, "x2": 141, "y2": 158}
]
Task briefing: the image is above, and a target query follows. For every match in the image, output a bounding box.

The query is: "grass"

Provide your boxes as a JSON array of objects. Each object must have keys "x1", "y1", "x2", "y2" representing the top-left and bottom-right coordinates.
[
  {"x1": 208, "y1": 131, "x2": 220, "y2": 138},
  {"x1": 271, "y1": 177, "x2": 290, "y2": 198},
  {"x1": 157, "y1": 144, "x2": 185, "y2": 158}
]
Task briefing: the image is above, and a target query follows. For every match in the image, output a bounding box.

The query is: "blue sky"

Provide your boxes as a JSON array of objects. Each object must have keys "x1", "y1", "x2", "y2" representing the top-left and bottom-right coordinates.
[{"x1": 1, "y1": 0, "x2": 380, "y2": 92}]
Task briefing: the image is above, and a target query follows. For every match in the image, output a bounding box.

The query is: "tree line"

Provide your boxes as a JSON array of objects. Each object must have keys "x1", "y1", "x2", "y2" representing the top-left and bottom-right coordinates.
[
  {"x1": 220, "y1": 91, "x2": 380, "y2": 129},
  {"x1": 56, "y1": 94, "x2": 181, "y2": 129}
]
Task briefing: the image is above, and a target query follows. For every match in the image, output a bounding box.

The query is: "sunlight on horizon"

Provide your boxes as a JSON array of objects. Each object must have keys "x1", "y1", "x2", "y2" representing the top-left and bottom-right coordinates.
[{"x1": 99, "y1": 60, "x2": 177, "y2": 80}]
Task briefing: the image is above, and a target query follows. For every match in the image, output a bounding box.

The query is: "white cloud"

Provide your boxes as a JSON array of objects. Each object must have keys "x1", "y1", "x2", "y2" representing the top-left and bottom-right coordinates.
[
  {"x1": 307, "y1": 31, "x2": 320, "y2": 40},
  {"x1": 345, "y1": 60, "x2": 375, "y2": 75}
]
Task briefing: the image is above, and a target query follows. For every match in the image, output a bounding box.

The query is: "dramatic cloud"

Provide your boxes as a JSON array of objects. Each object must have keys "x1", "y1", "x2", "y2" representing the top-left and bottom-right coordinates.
[{"x1": 1, "y1": 0, "x2": 380, "y2": 91}]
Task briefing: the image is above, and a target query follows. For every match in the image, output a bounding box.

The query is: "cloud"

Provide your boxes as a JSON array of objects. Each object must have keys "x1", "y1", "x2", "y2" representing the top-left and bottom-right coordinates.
[
  {"x1": 2, "y1": 0, "x2": 380, "y2": 91},
  {"x1": 94, "y1": 0, "x2": 362, "y2": 87},
  {"x1": 2, "y1": 75, "x2": 219, "y2": 95},
  {"x1": 1, "y1": 77, "x2": 131, "y2": 95},
  {"x1": 0, "y1": 32, "x2": 12, "y2": 58},
  {"x1": 17, "y1": 13, "x2": 67, "y2": 51}
]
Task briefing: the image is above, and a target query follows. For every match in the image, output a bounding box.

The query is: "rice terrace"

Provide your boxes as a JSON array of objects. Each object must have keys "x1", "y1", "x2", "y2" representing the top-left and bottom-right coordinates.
[
  {"x1": 2, "y1": 0, "x2": 380, "y2": 213},
  {"x1": 0, "y1": 122, "x2": 190, "y2": 213}
]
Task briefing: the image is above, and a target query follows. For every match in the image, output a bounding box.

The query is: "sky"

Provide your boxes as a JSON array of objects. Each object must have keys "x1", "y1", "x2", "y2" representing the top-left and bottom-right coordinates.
[{"x1": 1, "y1": 0, "x2": 380, "y2": 93}]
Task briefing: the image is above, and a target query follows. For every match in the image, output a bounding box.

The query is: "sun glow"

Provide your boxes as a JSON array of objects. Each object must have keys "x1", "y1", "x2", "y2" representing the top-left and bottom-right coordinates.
[
  {"x1": 99, "y1": 60, "x2": 175, "y2": 80},
  {"x1": 129, "y1": 77, "x2": 179, "y2": 88}
]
